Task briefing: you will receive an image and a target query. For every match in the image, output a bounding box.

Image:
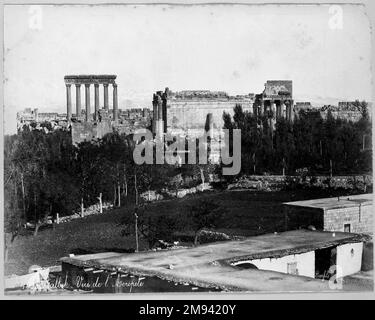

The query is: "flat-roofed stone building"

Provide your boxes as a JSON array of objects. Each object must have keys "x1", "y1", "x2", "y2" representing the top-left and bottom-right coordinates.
[
  {"x1": 61, "y1": 229, "x2": 370, "y2": 291},
  {"x1": 283, "y1": 193, "x2": 373, "y2": 234}
]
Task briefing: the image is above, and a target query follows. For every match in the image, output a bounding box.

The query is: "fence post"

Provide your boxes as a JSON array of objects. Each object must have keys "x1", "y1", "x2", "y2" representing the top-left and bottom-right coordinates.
[
  {"x1": 99, "y1": 193, "x2": 103, "y2": 214},
  {"x1": 81, "y1": 198, "x2": 84, "y2": 218}
]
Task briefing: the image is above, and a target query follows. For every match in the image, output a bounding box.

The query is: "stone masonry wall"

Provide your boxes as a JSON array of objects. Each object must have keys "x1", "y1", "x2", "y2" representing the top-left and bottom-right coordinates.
[
  {"x1": 324, "y1": 204, "x2": 373, "y2": 234},
  {"x1": 167, "y1": 99, "x2": 253, "y2": 133}
]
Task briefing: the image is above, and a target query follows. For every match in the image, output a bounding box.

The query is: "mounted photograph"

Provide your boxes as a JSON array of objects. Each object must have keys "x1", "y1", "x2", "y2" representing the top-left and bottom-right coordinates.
[{"x1": 2, "y1": 2, "x2": 373, "y2": 295}]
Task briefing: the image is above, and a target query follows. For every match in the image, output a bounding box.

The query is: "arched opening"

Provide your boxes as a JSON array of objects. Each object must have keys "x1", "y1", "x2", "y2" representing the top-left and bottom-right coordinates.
[{"x1": 233, "y1": 262, "x2": 258, "y2": 270}]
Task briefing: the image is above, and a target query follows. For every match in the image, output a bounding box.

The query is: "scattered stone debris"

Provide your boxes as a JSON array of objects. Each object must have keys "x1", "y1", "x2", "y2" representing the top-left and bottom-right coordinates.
[
  {"x1": 197, "y1": 229, "x2": 231, "y2": 244},
  {"x1": 227, "y1": 175, "x2": 281, "y2": 191},
  {"x1": 5, "y1": 265, "x2": 50, "y2": 293},
  {"x1": 141, "y1": 183, "x2": 213, "y2": 201}
]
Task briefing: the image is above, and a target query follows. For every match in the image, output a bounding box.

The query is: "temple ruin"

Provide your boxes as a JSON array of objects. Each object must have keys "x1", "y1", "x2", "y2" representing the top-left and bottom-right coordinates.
[
  {"x1": 254, "y1": 80, "x2": 294, "y2": 130},
  {"x1": 64, "y1": 75, "x2": 122, "y2": 144},
  {"x1": 64, "y1": 75, "x2": 118, "y2": 123},
  {"x1": 152, "y1": 88, "x2": 254, "y2": 138}
]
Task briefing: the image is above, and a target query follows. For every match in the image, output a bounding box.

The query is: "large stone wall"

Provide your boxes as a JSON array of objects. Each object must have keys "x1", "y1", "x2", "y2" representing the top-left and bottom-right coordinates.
[
  {"x1": 263, "y1": 80, "x2": 293, "y2": 98},
  {"x1": 324, "y1": 204, "x2": 373, "y2": 234},
  {"x1": 167, "y1": 99, "x2": 253, "y2": 135},
  {"x1": 320, "y1": 110, "x2": 364, "y2": 122}
]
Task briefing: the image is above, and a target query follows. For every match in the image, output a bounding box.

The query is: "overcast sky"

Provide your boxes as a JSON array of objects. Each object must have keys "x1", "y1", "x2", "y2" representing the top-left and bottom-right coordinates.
[{"x1": 4, "y1": 4, "x2": 372, "y2": 134}]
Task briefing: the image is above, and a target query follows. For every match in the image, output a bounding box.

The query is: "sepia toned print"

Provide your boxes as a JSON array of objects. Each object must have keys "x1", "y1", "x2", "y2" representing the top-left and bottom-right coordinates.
[{"x1": 3, "y1": 3, "x2": 373, "y2": 295}]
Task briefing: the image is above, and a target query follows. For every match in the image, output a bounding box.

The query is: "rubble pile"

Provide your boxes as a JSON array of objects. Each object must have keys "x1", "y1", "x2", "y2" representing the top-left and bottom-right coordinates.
[
  {"x1": 140, "y1": 183, "x2": 213, "y2": 201},
  {"x1": 197, "y1": 229, "x2": 231, "y2": 244}
]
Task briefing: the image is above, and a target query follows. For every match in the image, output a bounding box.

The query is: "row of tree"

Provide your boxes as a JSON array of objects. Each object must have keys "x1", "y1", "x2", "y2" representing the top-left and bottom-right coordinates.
[
  {"x1": 4, "y1": 102, "x2": 372, "y2": 241},
  {"x1": 223, "y1": 103, "x2": 372, "y2": 177},
  {"x1": 4, "y1": 127, "x2": 212, "y2": 239}
]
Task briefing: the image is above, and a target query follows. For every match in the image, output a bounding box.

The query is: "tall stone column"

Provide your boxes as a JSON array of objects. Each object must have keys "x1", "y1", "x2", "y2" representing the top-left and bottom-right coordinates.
[
  {"x1": 156, "y1": 93, "x2": 163, "y2": 137},
  {"x1": 85, "y1": 83, "x2": 91, "y2": 122},
  {"x1": 66, "y1": 84, "x2": 72, "y2": 122},
  {"x1": 152, "y1": 94, "x2": 158, "y2": 133},
  {"x1": 75, "y1": 84, "x2": 81, "y2": 119},
  {"x1": 281, "y1": 101, "x2": 286, "y2": 119},
  {"x1": 157, "y1": 94, "x2": 163, "y2": 121},
  {"x1": 276, "y1": 101, "x2": 281, "y2": 119},
  {"x1": 289, "y1": 100, "x2": 294, "y2": 121},
  {"x1": 113, "y1": 83, "x2": 118, "y2": 121},
  {"x1": 271, "y1": 102, "x2": 276, "y2": 119},
  {"x1": 94, "y1": 83, "x2": 99, "y2": 121},
  {"x1": 103, "y1": 84, "x2": 109, "y2": 110}
]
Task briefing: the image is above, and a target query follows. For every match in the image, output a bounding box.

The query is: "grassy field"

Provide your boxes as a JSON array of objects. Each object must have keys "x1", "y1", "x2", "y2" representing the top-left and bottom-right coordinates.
[{"x1": 5, "y1": 188, "x2": 359, "y2": 276}]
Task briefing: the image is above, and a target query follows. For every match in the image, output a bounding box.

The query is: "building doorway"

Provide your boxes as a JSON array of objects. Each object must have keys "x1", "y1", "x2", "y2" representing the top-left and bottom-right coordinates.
[{"x1": 315, "y1": 246, "x2": 337, "y2": 279}]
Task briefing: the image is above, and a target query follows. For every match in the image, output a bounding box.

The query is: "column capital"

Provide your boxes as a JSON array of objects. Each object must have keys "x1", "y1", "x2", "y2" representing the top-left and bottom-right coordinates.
[
  {"x1": 103, "y1": 83, "x2": 109, "y2": 87},
  {"x1": 112, "y1": 83, "x2": 117, "y2": 88},
  {"x1": 85, "y1": 83, "x2": 91, "y2": 88},
  {"x1": 75, "y1": 83, "x2": 81, "y2": 87},
  {"x1": 94, "y1": 83, "x2": 99, "y2": 88},
  {"x1": 66, "y1": 83, "x2": 72, "y2": 88}
]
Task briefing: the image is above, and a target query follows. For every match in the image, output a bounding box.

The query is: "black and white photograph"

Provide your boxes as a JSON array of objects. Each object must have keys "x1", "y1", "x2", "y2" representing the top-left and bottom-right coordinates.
[{"x1": 1, "y1": 0, "x2": 374, "y2": 298}]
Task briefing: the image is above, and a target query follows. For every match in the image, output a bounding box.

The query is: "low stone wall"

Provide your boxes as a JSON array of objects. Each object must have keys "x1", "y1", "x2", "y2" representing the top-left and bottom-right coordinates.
[
  {"x1": 57, "y1": 202, "x2": 113, "y2": 224},
  {"x1": 324, "y1": 204, "x2": 373, "y2": 234},
  {"x1": 228, "y1": 175, "x2": 285, "y2": 191},
  {"x1": 140, "y1": 183, "x2": 212, "y2": 201},
  {"x1": 227, "y1": 174, "x2": 372, "y2": 192}
]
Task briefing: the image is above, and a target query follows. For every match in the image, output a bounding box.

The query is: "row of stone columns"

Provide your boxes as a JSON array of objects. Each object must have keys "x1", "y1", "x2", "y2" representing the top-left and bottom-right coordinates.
[
  {"x1": 258, "y1": 100, "x2": 294, "y2": 121},
  {"x1": 66, "y1": 82, "x2": 118, "y2": 122}
]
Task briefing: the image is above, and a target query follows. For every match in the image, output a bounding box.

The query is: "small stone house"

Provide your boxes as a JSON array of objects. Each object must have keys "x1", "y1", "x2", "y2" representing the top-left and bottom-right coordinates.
[{"x1": 283, "y1": 194, "x2": 373, "y2": 234}]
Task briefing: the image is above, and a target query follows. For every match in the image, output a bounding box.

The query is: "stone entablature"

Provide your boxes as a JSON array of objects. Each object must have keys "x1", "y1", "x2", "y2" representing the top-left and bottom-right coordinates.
[
  {"x1": 64, "y1": 75, "x2": 117, "y2": 85},
  {"x1": 168, "y1": 90, "x2": 254, "y2": 101}
]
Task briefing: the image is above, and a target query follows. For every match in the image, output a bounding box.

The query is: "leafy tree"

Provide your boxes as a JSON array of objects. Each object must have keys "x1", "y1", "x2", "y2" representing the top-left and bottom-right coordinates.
[
  {"x1": 188, "y1": 198, "x2": 227, "y2": 245},
  {"x1": 120, "y1": 205, "x2": 180, "y2": 249}
]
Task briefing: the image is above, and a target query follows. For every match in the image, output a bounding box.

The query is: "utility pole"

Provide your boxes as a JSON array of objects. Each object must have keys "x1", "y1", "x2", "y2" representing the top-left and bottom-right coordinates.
[
  {"x1": 134, "y1": 170, "x2": 138, "y2": 206},
  {"x1": 330, "y1": 159, "x2": 333, "y2": 178},
  {"x1": 98, "y1": 193, "x2": 103, "y2": 214},
  {"x1": 117, "y1": 181, "x2": 121, "y2": 207},
  {"x1": 363, "y1": 134, "x2": 365, "y2": 151},
  {"x1": 81, "y1": 198, "x2": 84, "y2": 217},
  {"x1": 134, "y1": 209, "x2": 139, "y2": 252},
  {"x1": 253, "y1": 153, "x2": 256, "y2": 174},
  {"x1": 117, "y1": 164, "x2": 121, "y2": 207},
  {"x1": 20, "y1": 173, "x2": 26, "y2": 220}
]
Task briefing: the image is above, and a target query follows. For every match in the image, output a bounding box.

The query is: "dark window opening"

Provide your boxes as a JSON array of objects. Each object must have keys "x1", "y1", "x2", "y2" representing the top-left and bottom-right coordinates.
[{"x1": 344, "y1": 224, "x2": 351, "y2": 233}]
